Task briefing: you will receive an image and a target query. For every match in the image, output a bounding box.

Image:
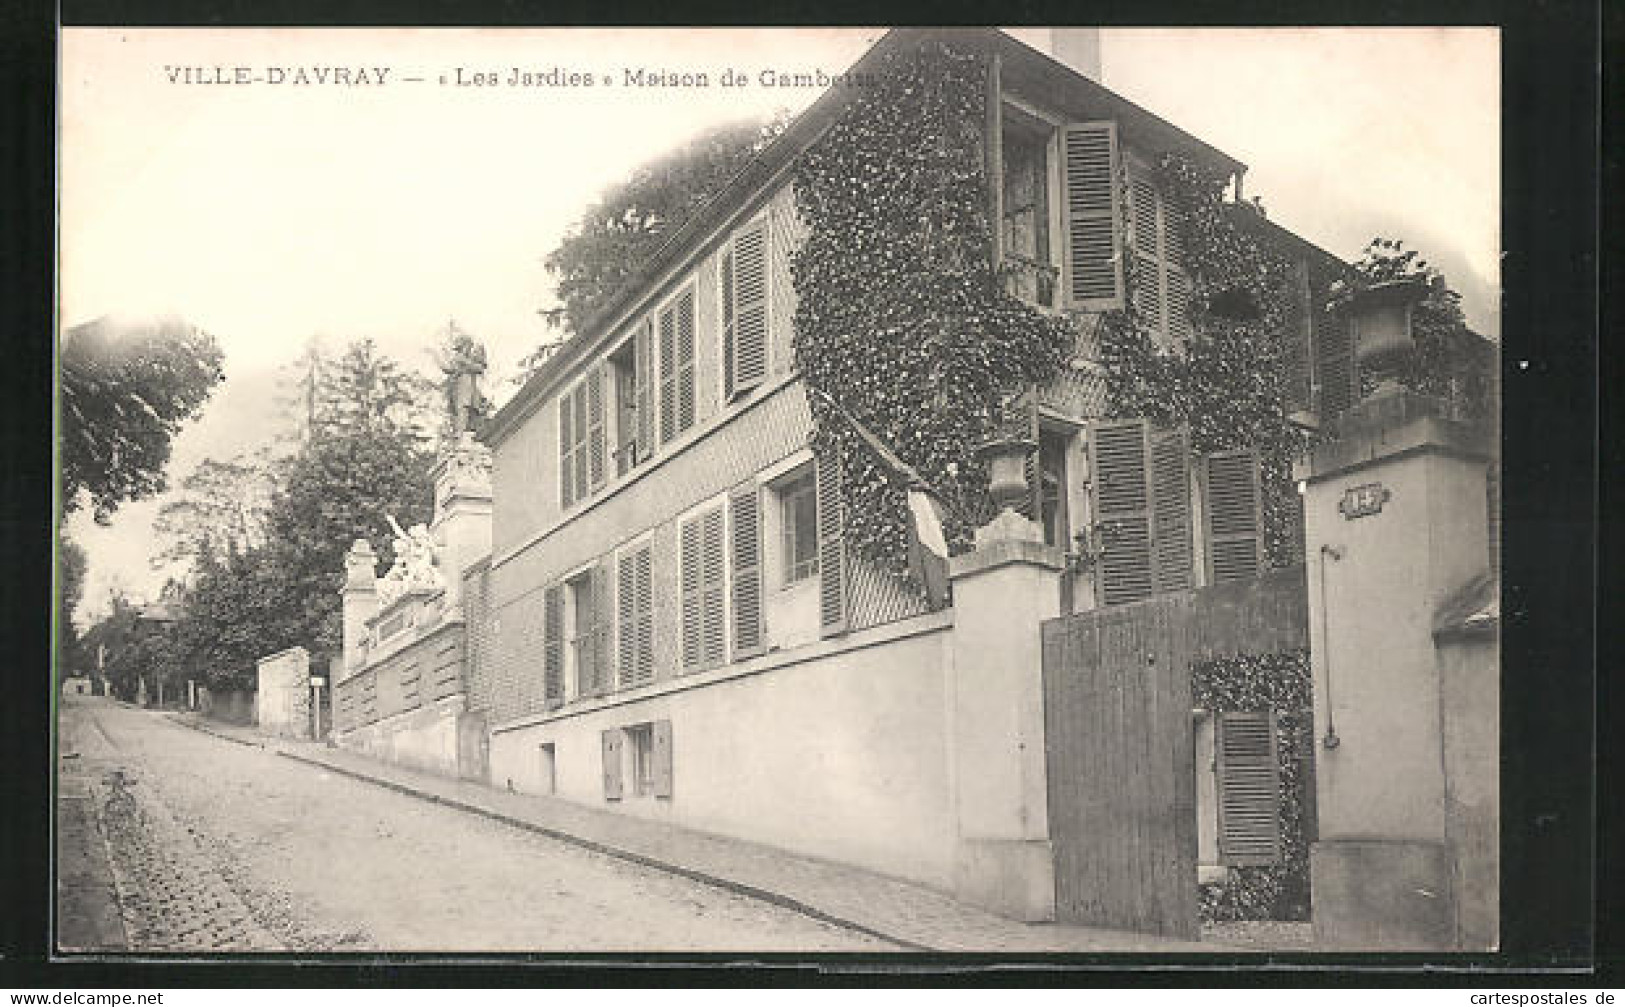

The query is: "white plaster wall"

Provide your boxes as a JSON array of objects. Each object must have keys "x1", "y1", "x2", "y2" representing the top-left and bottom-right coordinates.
[
  {"x1": 489, "y1": 621, "x2": 957, "y2": 889},
  {"x1": 338, "y1": 695, "x2": 466, "y2": 779},
  {"x1": 1306, "y1": 449, "x2": 1490, "y2": 842}
]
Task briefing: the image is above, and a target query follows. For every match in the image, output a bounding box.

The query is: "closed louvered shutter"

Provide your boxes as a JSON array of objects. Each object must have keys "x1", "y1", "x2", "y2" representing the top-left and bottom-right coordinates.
[
  {"x1": 1216, "y1": 711, "x2": 1282, "y2": 866},
  {"x1": 1063, "y1": 121, "x2": 1123, "y2": 310},
  {"x1": 1149, "y1": 427, "x2": 1194, "y2": 594},
  {"x1": 815, "y1": 448, "x2": 847, "y2": 637},
  {"x1": 730, "y1": 485, "x2": 765, "y2": 658},
  {"x1": 618, "y1": 545, "x2": 654, "y2": 687},
  {"x1": 1204, "y1": 449, "x2": 1263, "y2": 584},
  {"x1": 675, "y1": 290, "x2": 696, "y2": 435},
  {"x1": 586, "y1": 367, "x2": 606, "y2": 491},
  {"x1": 652, "y1": 719, "x2": 674, "y2": 798},
  {"x1": 1283, "y1": 260, "x2": 1315, "y2": 416},
  {"x1": 558, "y1": 394, "x2": 575, "y2": 508},
  {"x1": 1315, "y1": 310, "x2": 1358, "y2": 419},
  {"x1": 542, "y1": 583, "x2": 564, "y2": 708},
  {"x1": 1090, "y1": 419, "x2": 1154, "y2": 605},
  {"x1": 658, "y1": 304, "x2": 677, "y2": 443},
  {"x1": 634, "y1": 319, "x2": 654, "y2": 462},
  {"x1": 601, "y1": 728, "x2": 623, "y2": 801},
  {"x1": 731, "y1": 224, "x2": 768, "y2": 398},
  {"x1": 572, "y1": 383, "x2": 588, "y2": 505}
]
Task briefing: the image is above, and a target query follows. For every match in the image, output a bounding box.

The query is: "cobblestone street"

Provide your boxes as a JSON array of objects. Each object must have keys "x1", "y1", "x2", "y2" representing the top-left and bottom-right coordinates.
[{"x1": 56, "y1": 696, "x2": 886, "y2": 952}]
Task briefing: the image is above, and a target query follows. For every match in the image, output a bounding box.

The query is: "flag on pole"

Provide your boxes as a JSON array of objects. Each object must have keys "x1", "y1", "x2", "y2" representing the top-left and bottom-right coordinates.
[{"x1": 808, "y1": 385, "x2": 952, "y2": 608}]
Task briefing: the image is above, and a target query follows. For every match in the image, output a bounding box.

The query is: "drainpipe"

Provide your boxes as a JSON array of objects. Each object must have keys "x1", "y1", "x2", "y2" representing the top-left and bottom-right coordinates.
[{"x1": 1318, "y1": 543, "x2": 1343, "y2": 749}]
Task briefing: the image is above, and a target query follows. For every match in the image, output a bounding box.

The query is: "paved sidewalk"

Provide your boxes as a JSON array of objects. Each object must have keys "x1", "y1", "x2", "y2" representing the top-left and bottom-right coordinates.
[{"x1": 171, "y1": 712, "x2": 1221, "y2": 954}]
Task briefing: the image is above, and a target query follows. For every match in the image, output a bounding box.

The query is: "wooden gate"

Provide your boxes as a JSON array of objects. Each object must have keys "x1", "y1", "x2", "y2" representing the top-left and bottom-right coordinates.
[{"x1": 1041, "y1": 567, "x2": 1308, "y2": 938}]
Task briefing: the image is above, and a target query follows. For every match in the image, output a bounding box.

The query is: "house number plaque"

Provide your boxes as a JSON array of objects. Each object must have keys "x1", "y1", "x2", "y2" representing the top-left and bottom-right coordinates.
[{"x1": 1339, "y1": 482, "x2": 1391, "y2": 520}]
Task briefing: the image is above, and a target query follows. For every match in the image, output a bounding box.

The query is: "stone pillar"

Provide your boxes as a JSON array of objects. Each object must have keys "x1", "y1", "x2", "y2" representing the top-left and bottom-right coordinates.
[
  {"x1": 342, "y1": 539, "x2": 379, "y2": 680},
  {"x1": 947, "y1": 508, "x2": 1065, "y2": 921},
  {"x1": 430, "y1": 434, "x2": 493, "y2": 609},
  {"x1": 1298, "y1": 392, "x2": 1494, "y2": 950}
]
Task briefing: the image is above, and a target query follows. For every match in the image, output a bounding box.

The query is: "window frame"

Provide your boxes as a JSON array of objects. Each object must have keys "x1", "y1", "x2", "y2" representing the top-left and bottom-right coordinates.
[{"x1": 776, "y1": 470, "x2": 820, "y2": 586}]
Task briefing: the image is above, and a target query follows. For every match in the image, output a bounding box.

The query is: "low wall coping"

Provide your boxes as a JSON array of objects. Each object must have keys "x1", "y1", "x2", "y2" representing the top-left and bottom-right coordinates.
[{"x1": 256, "y1": 644, "x2": 309, "y2": 668}]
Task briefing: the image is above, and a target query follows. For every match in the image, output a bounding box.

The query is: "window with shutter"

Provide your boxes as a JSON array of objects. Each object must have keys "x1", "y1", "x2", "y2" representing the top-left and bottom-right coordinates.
[
  {"x1": 1149, "y1": 427, "x2": 1194, "y2": 593},
  {"x1": 601, "y1": 727, "x2": 624, "y2": 801},
  {"x1": 680, "y1": 504, "x2": 727, "y2": 672},
  {"x1": 730, "y1": 484, "x2": 765, "y2": 658},
  {"x1": 676, "y1": 290, "x2": 696, "y2": 434},
  {"x1": 1062, "y1": 121, "x2": 1123, "y2": 310},
  {"x1": 658, "y1": 303, "x2": 676, "y2": 443},
  {"x1": 617, "y1": 544, "x2": 654, "y2": 688},
  {"x1": 658, "y1": 289, "x2": 697, "y2": 443},
  {"x1": 590, "y1": 559, "x2": 613, "y2": 695},
  {"x1": 725, "y1": 224, "x2": 769, "y2": 399},
  {"x1": 815, "y1": 449, "x2": 847, "y2": 636},
  {"x1": 542, "y1": 584, "x2": 564, "y2": 708},
  {"x1": 1203, "y1": 449, "x2": 1263, "y2": 584},
  {"x1": 1089, "y1": 419, "x2": 1154, "y2": 605},
  {"x1": 1215, "y1": 710, "x2": 1282, "y2": 866}
]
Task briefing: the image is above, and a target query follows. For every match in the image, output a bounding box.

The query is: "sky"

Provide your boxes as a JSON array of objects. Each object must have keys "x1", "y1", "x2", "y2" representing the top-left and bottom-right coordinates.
[{"x1": 59, "y1": 26, "x2": 1500, "y2": 625}]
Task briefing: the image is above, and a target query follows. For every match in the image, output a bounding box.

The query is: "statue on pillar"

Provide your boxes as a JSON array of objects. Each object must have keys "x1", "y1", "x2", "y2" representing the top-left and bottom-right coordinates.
[{"x1": 436, "y1": 321, "x2": 489, "y2": 441}]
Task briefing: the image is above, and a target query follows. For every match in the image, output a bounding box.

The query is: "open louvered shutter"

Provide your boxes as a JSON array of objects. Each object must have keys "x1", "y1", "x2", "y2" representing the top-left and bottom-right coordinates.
[
  {"x1": 588, "y1": 558, "x2": 612, "y2": 695},
  {"x1": 700, "y1": 506, "x2": 727, "y2": 667},
  {"x1": 721, "y1": 248, "x2": 736, "y2": 400},
  {"x1": 634, "y1": 319, "x2": 654, "y2": 462},
  {"x1": 658, "y1": 304, "x2": 677, "y2": 443},
  {"x1": 815, "y1": 449, "x2": 847, "y2": 637},
  {"x1": 1204, "y1": 449, "x2": 1263, "y2": 584},
  {"x1": 1063, "y1": 121, "x2": 1123, "y2": 310},
  {"x1": 558, "y1": 393, "x2": 575, "y2": 508},
  {"x1": 1149, "y1": 427, "x2": 1194, "y2": 594},
  {"x1": 1130, "y1": 175, "x2": 1164, "y2": 333},
  {"x1": 680, "y1": 515, "x2": 703, "y2": 671},
  {"x1": 652, "y1": 719, "x2": 674, "y2": 798},
  {"x1": 542, "y1": 583, "x2": 564, "y2": 708},
  {"x1": 601, "y1": 728, "x2": 623, "y2": 801},
  {"x1": 572, "y1": 383, "x2": 589, "y2": 504},
  {"x1": 730, "y1": 484, "x2": 765, "y2": 658},
  {"x1": 732, "y1": 224, "x2": 768, "y2": 397},
  {"x1": 1090, "y1": 419, "x2": 1153, "y2": 605},
  {"x1": 675, "y1": 290, "x2": 696, "y2": 434},
  {"x1": 1216, "y1": 711, "x2": 1281, "y2": 866},
  {"x1": 1315, "y1": 309, "x2": 1358, "y2": 419},
  {"x1": 1283, "y1": 261, "x2": 1315, "y2": 416},
  {"x1": 1164, "y1": 200, "x2": 1193, "y2": 347},
  {"x1": 586, "y1": 367, "x2": 606, "y2": 491}
]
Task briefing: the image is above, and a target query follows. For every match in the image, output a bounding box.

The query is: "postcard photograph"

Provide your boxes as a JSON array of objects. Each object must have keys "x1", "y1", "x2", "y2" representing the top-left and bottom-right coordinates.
[{"x1": 54, "y1": 25, "x2": 1502, "y2": 957}]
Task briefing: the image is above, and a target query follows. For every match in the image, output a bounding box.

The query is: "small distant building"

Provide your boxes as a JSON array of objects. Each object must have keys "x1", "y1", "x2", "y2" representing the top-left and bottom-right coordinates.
[{"x1": 62, "y1": 675, "x2": 92, "y2": 696}]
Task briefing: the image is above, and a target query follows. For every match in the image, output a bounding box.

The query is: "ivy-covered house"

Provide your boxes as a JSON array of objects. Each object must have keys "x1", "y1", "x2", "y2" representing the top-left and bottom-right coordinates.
[{"x1": 462, "y1": 27, "x2": 1488, "y2": 914}]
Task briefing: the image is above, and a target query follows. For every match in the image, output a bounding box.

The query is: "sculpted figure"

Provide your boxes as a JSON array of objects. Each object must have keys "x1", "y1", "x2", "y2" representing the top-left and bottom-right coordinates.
[{"x1": 437, "y1": 324, "x2": 489, "y2": 438}]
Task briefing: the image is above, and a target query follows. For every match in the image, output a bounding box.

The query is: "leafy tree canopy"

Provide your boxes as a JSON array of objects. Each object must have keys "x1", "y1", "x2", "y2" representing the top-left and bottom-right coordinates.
[
  {"x1": 521, "y1": 113, "x2": 789, "y2": 380},
  {"x1": 60, "y1": 315, "x2": 225, "y2": 523}
]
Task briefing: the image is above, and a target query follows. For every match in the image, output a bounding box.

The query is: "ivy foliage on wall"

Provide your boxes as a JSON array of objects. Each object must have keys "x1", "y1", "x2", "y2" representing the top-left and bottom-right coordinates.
[
  {"x1": 790, "y1": 41, "x2": 1074, "y2": 573},
  {"x1": 1192, "y1": 649, "x2": 1314, "y2": 922},
  {"x1": 1099, "y1": 155, "x2": 1311, "y2": 570}
]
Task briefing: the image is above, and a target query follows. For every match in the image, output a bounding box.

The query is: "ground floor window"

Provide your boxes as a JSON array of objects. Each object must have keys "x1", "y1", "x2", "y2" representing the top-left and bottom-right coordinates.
[{"x1": 625, "y1": 722, "x2": 655, "y2": 796}]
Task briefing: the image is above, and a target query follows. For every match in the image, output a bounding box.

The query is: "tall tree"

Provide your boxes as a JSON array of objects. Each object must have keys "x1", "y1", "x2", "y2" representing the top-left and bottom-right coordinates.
[
  {"x1": 520, "y1": 113, "x2": 788, "y2": 380},
  {"x1": 150, "y1": 452, "x2": 277, "y2": 572},
  {"x1": 60, "y1": 315, "x2": 225, "y2": 523},
  {"x1": 56, "y1": 534, "x2": 88, "y2": 678}
]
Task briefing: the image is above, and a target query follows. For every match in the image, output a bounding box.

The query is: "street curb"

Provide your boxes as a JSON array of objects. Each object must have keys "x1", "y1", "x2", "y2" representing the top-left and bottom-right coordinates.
[
  {"x1": 275, "y1": 749, "x2": 933, "y2": 952},
  {"x1": 166, "y1": 713, "x2": 267, "y2": 749}
]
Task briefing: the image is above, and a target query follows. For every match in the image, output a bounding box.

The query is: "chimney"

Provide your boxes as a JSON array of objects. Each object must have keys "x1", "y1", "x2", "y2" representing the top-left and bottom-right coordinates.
[{"x1": 1047, "y1": 28, "x2": 1102, "y2": 82}]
